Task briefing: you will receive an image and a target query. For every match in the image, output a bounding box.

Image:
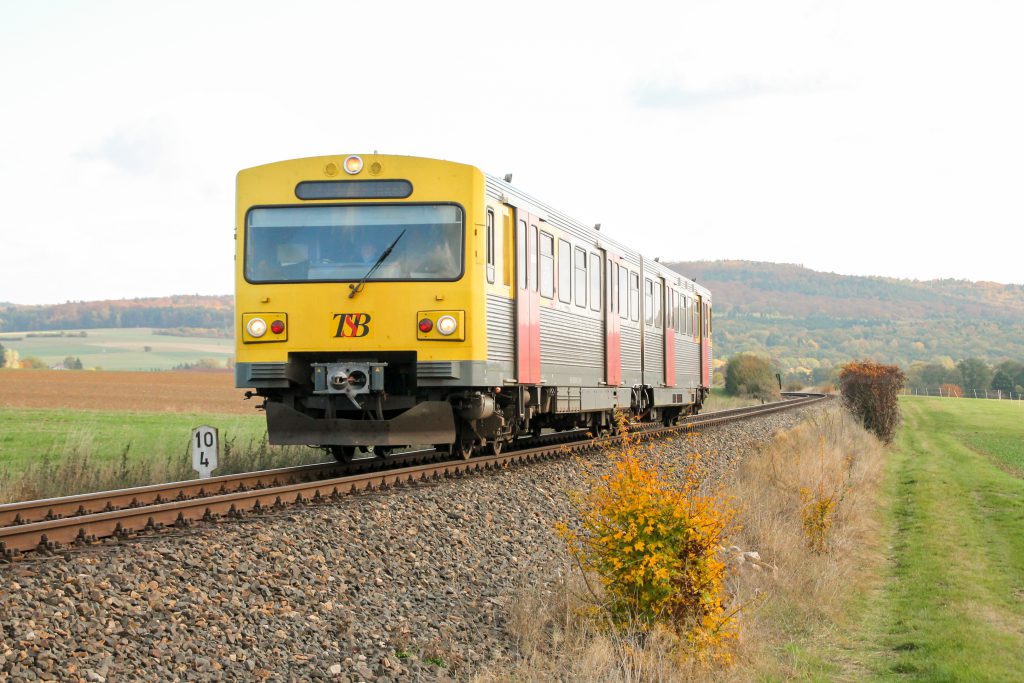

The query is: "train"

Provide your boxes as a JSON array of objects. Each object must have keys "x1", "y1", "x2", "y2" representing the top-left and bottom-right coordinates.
[{"x1": 234, "y1": 154, "x2": 712, "y2": 461}]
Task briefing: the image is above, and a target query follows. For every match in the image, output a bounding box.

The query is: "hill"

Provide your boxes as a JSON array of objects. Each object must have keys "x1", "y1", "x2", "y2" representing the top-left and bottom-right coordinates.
[
  {"x1": 666, "y1": 261, "x2": 1024, "y2": 379},
  {"x1": 0, "y1": 295, "x2": 233, "y2": 333}
]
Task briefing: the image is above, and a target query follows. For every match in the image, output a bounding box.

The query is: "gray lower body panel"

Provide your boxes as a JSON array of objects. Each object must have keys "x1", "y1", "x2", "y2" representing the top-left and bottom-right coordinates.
[{"x1": 265, "y1": 400, "x2": 456, "y2": 447}]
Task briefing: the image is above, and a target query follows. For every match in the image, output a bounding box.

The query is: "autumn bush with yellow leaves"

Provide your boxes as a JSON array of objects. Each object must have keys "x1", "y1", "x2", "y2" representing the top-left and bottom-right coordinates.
[{"x1": 557, "y1": 414, "x2": 739, "y2": 664}]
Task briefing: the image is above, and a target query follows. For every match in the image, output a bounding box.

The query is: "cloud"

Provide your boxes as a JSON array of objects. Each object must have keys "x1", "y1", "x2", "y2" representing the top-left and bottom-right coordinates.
[
  {"x1": 632, "y1": 76, "x2": 832, "y2": 109},
  {"x1": 75, "y1": 123, "x2": 168, "y2": 175}
]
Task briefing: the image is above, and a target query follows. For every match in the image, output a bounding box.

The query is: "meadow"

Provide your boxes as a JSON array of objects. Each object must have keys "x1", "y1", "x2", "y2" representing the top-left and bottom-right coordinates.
[
  {"x1": 0, "y1": 327, "x2": 233, "y2": 370},
  {"x1": 0, "y1": 370, "x2": 323, "y2": 502},
  {"x1": 858, "y1": 396, "x2": 1024, "y2": 680}
]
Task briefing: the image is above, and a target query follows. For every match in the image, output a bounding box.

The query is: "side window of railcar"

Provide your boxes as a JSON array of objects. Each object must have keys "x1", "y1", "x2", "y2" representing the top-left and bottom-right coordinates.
[
  {"x1": 530, "y1": 225, "x2": 539, "y2": 292},
  {"x1": 607, "y1": 262, "x2": 616, "y2": 313},
  {"x1": 629, "y1": 272, "x2": 639, "y2": 322},
  {"x1": 539, "y1": 231, "x2": 554, "y2": 299},
  {"x1": 517, "y1": 220, "x2": 527, "y2": 290},
  {"x1": 669, "y1": 290, "x2": 676, "y2": 332},
  {"x1": 486, "y1": 209, "x2": 495, "y2": 284},
  {"x1": 558, "y1": 239, "x2": 571, "y2": 304},
  {"x1": 618, "y1": 265, "x2": 628, "y2": 320},
  {"x1": 644, "y1": 278, "x2": 654, "y2": 326},
  {"x1": 589, "y1": 253, "x2": 601, "y2": 312},
  {"x1": 574, "y1": 247, "x2": 587, "y2": 308},
  {"x1": 502, "y1": 214, "x2": 512, "y2": 286},
  {"x1": 654, "y1": 282, "x2": 663, "y2": 329}
]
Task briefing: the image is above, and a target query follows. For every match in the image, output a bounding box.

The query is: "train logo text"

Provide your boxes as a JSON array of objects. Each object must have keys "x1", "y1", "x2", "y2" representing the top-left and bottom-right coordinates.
[{"x1": 333, "y1": 313, "x2": 371, "y2": 338}]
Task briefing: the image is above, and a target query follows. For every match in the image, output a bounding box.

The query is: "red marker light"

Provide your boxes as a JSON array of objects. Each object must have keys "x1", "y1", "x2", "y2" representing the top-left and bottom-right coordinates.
[
  {"x1": 270, "y1": 320, "x2": 285, "y2": 334},
  {"x1": 418, "y1": 318, "x2": 433, "y2": 333}
]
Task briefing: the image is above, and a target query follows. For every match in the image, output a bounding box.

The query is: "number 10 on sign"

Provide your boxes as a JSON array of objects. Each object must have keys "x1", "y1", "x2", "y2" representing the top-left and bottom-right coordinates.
[{"x1": 191, "y1": 425, "x2": 219, "y2": 478}]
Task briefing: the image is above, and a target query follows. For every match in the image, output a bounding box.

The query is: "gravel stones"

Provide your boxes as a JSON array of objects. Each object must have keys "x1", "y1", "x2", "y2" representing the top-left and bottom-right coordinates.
[{"x1": 0, "y1": 405, "x2": 821, "y2": 681}]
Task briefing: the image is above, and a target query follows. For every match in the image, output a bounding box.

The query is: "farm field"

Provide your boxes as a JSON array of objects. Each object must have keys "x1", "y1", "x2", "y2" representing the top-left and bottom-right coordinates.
[
  {"x1": 857, "y1": 396, "x2": 1024, "y2": 680},
  {"x1": 0, "y1": 327, "x2": 232, "y2": 370},
  {"x1": 0, "y1": 370, "x2": 322, "y2": 501}
]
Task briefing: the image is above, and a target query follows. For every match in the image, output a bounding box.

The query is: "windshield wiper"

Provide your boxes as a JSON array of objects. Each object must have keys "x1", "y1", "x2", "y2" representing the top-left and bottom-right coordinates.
[{"x1": 348, "y1": 230, "x2": 406, "y2": 299}]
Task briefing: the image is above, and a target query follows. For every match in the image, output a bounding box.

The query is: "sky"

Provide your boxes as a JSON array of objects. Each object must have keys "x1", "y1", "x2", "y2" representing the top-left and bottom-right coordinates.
[{"x1": 1, "y1": 0, "x2": 1022, "y2": 305}]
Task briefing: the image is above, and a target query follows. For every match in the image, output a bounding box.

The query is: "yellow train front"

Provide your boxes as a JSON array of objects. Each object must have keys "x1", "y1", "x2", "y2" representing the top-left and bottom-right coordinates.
[{"x1": 235, "y1": 154, "x2": 713, "y2": 461}]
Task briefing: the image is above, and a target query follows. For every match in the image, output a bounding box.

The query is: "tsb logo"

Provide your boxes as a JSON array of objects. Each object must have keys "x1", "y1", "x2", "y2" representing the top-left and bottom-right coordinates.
[{"x1": 333, "y1": 313, "x2": 371, "y2": 338}]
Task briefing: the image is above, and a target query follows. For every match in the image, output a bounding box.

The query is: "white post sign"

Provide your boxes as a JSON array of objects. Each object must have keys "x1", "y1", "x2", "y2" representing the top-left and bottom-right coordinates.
[{"x1": 191, "y1": 425, "x2": 219, "y2": 479}]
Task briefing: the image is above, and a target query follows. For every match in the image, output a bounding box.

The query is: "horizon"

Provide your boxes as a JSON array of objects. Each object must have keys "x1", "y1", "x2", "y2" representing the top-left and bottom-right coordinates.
[{"x1": 3, "y1": 258, "x2": 1022, "y2": 308}]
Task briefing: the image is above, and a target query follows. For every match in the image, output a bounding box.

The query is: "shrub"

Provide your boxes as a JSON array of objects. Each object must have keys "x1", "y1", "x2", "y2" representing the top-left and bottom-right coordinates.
[
  {"x1": 724, "y1": 353, "x2": 780, "y2": 401},
  {"x1": 839, "y1": 360, "x2": 906, "y2": 443},
  {"x1": 939, "y1": 383, "x2": 962, "y2": 398},
  {"x1": 558, "y1": 413, "x2": 738, "y2": 665}
]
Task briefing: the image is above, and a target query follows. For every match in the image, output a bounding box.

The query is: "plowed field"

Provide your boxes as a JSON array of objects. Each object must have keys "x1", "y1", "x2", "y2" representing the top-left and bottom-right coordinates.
[{"x1": 0, "y1": 369, "x2": 251, "y2": 414}]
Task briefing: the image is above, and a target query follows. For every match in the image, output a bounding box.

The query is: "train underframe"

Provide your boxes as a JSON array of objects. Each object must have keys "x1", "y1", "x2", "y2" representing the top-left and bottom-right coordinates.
[{"x1": 247, "y1": 352, "x2": 708, "y2": 462}]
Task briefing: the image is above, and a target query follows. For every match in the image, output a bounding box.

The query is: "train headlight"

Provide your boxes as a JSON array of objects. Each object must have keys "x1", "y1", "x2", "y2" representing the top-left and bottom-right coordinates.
[
  {"x1": 343, "y1": 155, "x2": 363, "y2": 175},
  {"x1": 436, "y1": 315, "x2": 458, "y2": 336},
  {"x1": 246, "y1": 317, "x2": 268, "y2": 338}
]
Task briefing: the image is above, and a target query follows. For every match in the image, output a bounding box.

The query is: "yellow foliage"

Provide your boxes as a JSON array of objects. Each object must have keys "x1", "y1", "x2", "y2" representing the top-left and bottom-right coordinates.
[{"x1": 558, "y1": 411, "x2": 739, "y2": 666}]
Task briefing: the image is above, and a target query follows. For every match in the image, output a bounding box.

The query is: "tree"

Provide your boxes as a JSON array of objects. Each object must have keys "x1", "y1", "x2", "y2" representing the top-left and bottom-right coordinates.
[
  {"x1": 724, "y1": 353, "x2": 780, "y2": 400},
  {"x1": 991, "y1": 370, "x2": 1015, "y2": 394},
  {"x1": 957, "y1": 358, "x2": 993, "y2": 392},
  {"x1": 62, "y1": 356, "x2": 83, "y2": 370}
]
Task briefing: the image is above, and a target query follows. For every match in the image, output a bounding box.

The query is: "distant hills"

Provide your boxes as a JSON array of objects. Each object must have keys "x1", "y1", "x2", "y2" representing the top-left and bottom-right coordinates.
[
  {"x1": 667, "y1": 260, "x2": 1024, "y2": 378},
  {"x1": 5, "y1": 265, "x2": 1024, "y2": 380},
  {"x1": 0, "y1": 295, "x2": 233, "y2": 333}
]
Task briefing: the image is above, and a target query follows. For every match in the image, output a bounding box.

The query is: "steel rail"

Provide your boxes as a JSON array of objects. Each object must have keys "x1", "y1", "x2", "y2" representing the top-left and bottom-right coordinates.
[{"x1": 1, "y1": 392, "x2": 827, "y2": 557}]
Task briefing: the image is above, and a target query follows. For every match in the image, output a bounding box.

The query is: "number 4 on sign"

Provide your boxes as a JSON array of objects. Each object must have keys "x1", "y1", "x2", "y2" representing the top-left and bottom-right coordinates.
[{"x1": 191, "y1": 426, "x2": 219, "y2": 479}]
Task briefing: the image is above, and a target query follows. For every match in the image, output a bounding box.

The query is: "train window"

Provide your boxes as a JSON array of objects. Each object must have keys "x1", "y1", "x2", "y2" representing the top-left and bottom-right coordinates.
[
  {"x1": 245, "y1": 204, "x2": 463, "y2": 283},
  {"x1": 607, "y1": 262, "x2": 615, "y2": 313},
  {"x1": 502, "y1": 213, "x2": 511, "y2": 286},
  {"x1": 669, "y1": 290, "x2": 676, "y2": 332},
  {"x1": 629, "y1": 272, "x2": 639, "y2": 322},
  {"x1": 654, "y1": 282, "x2": 662, "y2": 329},
  {"x1": 485, "y1": 209, "x2": 495, "y2": 284},
  {"x1": 558, "y1": 239, "x2": 571, "y2": 303},
  {"x1": 618, "y1": 265, "x2": 628, "y2": 320},
  {"x1": 644, "y1": 278, "x2": 653, "y2": 326},
  {"x1": 574, "y1": 247, "x2": 587, "y2": 308},
  {"x1": 708, "y1": 306, "x2": 713, "y2": 336},
  {"x1": 530, "y1": 224, "x2": 539, "y2": 292},
  {"x1": 517, "y1": 220, "x2": 527, "y2": 290},
  {"x1": 589, "y1": 253, "x2": 601, "y2": 311},
  {"x1": 539, "y1": 231, "x2": 554, "y2": 299}
]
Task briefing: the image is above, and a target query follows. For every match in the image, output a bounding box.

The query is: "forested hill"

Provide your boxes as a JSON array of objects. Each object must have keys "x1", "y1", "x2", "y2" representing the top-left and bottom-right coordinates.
[
  {"x1": 666, "y1": 260, "x2": 1024, "y2": 375},
  {"x1": 0, "y1": 295, "x2": 233, "y2": 333}
]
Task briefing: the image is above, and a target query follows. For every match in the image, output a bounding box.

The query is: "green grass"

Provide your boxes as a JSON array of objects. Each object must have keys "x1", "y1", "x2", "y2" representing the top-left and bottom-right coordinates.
[
  {"x1": 863, "y1": 396, "x2": 1024, "y2": 680},
  {"x1": 0, "y1": 327, "x2": 232, "y2": 370},
  {"x1": 703, "y1": 387, "x2": 764, "y2": 411},
  {"x1": 0, "y1": 407, "x2": 324, "y2": 502}
]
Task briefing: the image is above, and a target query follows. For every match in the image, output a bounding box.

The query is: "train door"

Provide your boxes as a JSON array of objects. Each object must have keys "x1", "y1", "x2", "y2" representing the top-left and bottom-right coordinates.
[
  {"x1": 697, "y1": 294, "x2": 709, "y2": 387},
  {"x1": 604, "y1": 250, "x2": 621, "y2": 386},
  {"x1": 515, "y1": 212, "x2": 541, "y2": 384},
  {"x1": 664, "y1": 284, "x2": 675, "y2": 387}
]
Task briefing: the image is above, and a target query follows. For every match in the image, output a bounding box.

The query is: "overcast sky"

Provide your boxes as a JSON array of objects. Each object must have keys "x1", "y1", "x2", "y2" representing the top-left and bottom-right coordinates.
[{"x1": 2, "y1": 0, "x2": 1022, "y2": 305}]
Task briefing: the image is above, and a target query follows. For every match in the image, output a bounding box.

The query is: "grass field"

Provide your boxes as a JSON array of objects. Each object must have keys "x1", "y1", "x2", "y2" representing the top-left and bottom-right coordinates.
[
  {"x1": 859, "y1": 396, "x2": 1024, "y2": 680},
  {"x1": 0, "y1": 370, "x2": 323, "y2": 502},
  {"x1": 0, "y1": 327, "x2": 232, "y2": 370}
]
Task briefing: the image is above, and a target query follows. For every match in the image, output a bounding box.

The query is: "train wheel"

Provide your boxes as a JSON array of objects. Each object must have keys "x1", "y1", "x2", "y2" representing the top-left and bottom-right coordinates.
[
  {"x1": 485, "y1": 439, "x2": 503, "y2": 456},
  {"x1": 330, "y1": 446, "x2": 356, "y2": 463},
  {"x1": 453, "y1": 438, "x2": 477, "y2": 460}
]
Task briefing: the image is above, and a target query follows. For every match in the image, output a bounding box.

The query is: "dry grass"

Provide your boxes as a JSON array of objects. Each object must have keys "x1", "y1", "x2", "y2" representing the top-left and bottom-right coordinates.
[
  {"x1": 0, "y1": 434, "x2": 321, "y2": 503},
  {"x1": 721, "y1": 405, "x2": 884, "y2": 680},
  {"x1": 480, "y1": 405, "x2": 885, "y2": 681}
]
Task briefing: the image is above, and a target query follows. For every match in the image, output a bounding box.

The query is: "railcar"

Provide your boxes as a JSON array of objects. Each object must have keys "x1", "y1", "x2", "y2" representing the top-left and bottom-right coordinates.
[{"x1": 234, "y1": 154, "x2": 712, "y2": 460}]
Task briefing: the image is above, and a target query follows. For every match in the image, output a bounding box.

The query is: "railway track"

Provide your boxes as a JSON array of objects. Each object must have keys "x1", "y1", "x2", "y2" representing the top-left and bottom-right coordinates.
[{"x1": 0, "y1": 392, "x2": 827, "y2": 558}]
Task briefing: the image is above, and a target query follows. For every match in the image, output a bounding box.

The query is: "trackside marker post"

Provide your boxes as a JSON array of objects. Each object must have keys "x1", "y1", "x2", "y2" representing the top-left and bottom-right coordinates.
[{"x1": 191, "y1": 425, "x2": 219, "y2": 479}]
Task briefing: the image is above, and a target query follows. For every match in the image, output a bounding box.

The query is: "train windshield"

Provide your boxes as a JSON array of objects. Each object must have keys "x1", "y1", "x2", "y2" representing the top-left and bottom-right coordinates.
[{"x1": 245, "y1": 204, "x2": 463, "y2": 283}]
